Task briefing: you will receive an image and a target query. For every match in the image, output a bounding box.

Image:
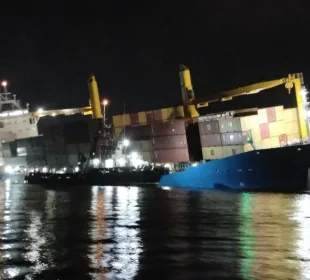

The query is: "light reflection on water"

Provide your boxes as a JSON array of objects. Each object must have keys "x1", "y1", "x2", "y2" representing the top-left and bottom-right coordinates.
[{"x1": 0, "y1": 182, "x2": 310, "y2": 279}]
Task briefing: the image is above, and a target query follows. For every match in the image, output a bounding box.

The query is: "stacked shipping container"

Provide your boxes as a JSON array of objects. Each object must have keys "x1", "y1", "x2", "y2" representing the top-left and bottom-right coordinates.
[
  {"x1": 152, "y1": 119, "x2": 190, "y2": 163},
  {"x1": 113, "y1": 105, "x2": 301, "y2": 163},
  {"x1": 112, "y1": 106, "x2": 185, "y2": 137},
  {"x1": 199, "y1": 106, "x2": 301, "y2": 160},
  {"x1": 128, "y1": 140, "x2": 154, "y2": 162},
  {"x1": 198, "y1": 118, "x2": 249, "y2": 160}
]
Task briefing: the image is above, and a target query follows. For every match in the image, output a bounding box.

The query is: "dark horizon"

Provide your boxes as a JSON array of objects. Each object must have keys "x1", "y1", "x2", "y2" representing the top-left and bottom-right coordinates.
[{"x1": 0, "y1": 1, "x2": 309, "y2": 115}]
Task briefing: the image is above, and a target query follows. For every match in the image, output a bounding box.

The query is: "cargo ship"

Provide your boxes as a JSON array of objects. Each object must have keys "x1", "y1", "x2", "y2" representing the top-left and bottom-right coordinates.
[
  {"x1": 111, "y1": 67, "x2": 310, "y2": 191},
  {"x1": 158, "y1": 143, "x2": 310, "y2": 191}
]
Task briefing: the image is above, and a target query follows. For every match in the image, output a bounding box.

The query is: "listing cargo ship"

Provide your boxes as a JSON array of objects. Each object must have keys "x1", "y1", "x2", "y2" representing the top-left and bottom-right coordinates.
[
  {"x1": 158, "y1": 143, "x2": 310, "y2": 191},
  {"x1": 111, "y1": 66, "x2": 310, "y2": 191}
]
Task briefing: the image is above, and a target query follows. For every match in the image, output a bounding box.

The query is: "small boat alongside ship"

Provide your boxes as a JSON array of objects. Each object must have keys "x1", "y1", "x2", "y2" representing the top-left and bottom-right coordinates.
[{"x1": 24, "y1": 165, "x2": 169, "y2": 186}]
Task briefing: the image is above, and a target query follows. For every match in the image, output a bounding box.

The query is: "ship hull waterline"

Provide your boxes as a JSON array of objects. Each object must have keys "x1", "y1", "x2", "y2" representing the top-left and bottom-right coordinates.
[{"x1": 159, "y1": 144, "x2": 310, "y2": 192}]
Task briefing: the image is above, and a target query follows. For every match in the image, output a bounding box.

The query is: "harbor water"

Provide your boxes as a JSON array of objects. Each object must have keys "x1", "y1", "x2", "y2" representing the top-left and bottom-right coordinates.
[{"x1": 1, "y1": 183, "x2": 310, "y2": 279}]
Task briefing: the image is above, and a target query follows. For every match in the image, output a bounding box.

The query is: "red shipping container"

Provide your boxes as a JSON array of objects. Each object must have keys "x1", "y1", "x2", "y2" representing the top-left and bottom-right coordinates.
[
  {"x1": 279, "y1": 134, "x2": 288, "y2": 146},
  {"x1": 130, "y1": 113, "x2": 139, "y2": 125},
  {"x1": 146, "y1": 111, "x2": 154, "y2": 123},
  {"x1": 125, "y1": 125, "x2": 151, "y2": 140},
  {"x1": 200, "y1": 134, "x2": 222, "y2": 147},
  {"x1": 152, "y1": 120, "x2": 186, "y2": 136},
  {"x1": 198, "y1": 121, "x2": 220, "y2": 135},
  {"x1": 152, "y1": 135, "x2": 187, "y2": 149},
  {"x1": 259, "y1": 123, "x2": 270, "y2": 140},
  {"x1": 154, "y1": 148, "x2": 189, "y2": 163},
  {"x1": 267, "y1": 107, "x2": 276, "y2": 123},
  {"x1": 153, "y1": 110, "x2": 163, "y2": 121}
]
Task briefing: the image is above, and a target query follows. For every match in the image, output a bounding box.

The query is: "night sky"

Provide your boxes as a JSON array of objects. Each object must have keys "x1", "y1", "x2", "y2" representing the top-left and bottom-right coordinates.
[{"x1": 0, "y1": 1, "x2": 310, "y2": 115}]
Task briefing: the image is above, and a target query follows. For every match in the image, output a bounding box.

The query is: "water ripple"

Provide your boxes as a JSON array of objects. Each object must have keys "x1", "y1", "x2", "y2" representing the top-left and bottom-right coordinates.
[{"x1": 0, "y1": 183, "x2": 310, "y2": 279}]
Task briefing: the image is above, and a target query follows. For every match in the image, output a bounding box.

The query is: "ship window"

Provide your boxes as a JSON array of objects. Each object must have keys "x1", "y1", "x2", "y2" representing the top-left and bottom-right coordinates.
[
  {"x1": 232, "y1": 149, "x2": 236, "y2": 155},
  {"x1": 210, "y1": 149, "x2": 215, "y2": 156},
  {"x1": 0, "y1": 122, "x2": 4, "y2": 128},
  {"x1": 17, "y1": 147, "x2": 27, "y2": 157}
]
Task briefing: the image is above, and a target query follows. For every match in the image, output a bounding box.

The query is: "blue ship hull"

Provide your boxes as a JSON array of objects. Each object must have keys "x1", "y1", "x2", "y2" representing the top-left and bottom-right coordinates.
[{"x1": 159, "y1": 144, "x2": 310, "y2": 192}]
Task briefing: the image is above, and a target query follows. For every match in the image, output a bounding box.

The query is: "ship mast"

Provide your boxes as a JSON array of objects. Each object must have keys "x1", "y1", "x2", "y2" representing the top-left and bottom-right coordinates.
[{"x1": 0, "y1": 81, "x2": 22, "y2": 112}]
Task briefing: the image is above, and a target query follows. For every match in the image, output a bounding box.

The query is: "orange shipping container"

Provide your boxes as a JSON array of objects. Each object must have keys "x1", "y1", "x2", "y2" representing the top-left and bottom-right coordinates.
[
  {"x1": 138, "y1": 111, "x2": 147, "y2": 124},
  {"x1": 269, "y1": 121, "x2": 285, "y2": 137}
]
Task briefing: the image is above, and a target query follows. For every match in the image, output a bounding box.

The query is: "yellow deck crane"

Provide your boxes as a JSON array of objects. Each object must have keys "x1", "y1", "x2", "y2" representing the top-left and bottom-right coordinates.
[
  {"x1": 179, "y1": 65, "x2": 309, "y2": 139},
  {"x1": 31, "y1": 75, "x2": 103, "y2": 120},
  {"x1": 31, "y1": 75, "x2": 105, "y2": 168}
]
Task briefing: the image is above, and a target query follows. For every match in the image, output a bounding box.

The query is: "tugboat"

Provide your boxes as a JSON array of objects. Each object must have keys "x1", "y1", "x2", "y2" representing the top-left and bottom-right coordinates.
[{"x1": 25, "y1": 75, "x2": 169, "y2": 186}]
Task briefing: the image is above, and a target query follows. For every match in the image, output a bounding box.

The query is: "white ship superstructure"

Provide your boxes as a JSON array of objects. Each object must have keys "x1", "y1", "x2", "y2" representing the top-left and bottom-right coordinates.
[{"x1": 0, "y1": 82, "x2": 38, "y2": 143}]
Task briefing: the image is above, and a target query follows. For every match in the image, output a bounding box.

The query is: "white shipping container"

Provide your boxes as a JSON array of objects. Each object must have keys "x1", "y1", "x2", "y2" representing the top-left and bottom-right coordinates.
[
  {"x1": 240, "y1": 115, "x2": 259, "y2": 131},
  {"x1": 285, "y1": 121, "x2": 300, "y2": 135},
  {"x1": 258, "y1": 108, "x2": 268, "y2": 124},
  {"x1": 284, "y1": 108, "x2": 298, "y2": 122},
  {"x1": 269, "y1": 121, "x2": 285, "y2": 137}
]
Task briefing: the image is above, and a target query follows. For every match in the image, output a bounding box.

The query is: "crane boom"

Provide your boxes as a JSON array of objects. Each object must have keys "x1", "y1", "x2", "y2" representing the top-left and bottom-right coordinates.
[{"x1": 179, "y1": 67, "x2": 308, "y2": 139}]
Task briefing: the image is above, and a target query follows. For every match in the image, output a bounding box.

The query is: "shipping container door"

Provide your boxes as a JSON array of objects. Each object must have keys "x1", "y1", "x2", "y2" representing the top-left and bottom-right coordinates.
[
  {"x1": 267, "y1": 107, "x2": 276, "y2": 123},
  {"x1": 269, "y1": 121, "x2": 285, "y2": 137},
  {"x1": 279, "y1": 134, "x2": 288, "y2": 146},
  {"x1": 138, "y1": 111, "x2": 147, "y2": 124},
  {"x1": 259, "y1": 123, "x2": 270, "y2": 140},
  {"x1": 200, "y1": 134, "x2": 222, "y2": 147},
  {"x1": 258, "y1": 108, "x2": 268, "y2": 124}
]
